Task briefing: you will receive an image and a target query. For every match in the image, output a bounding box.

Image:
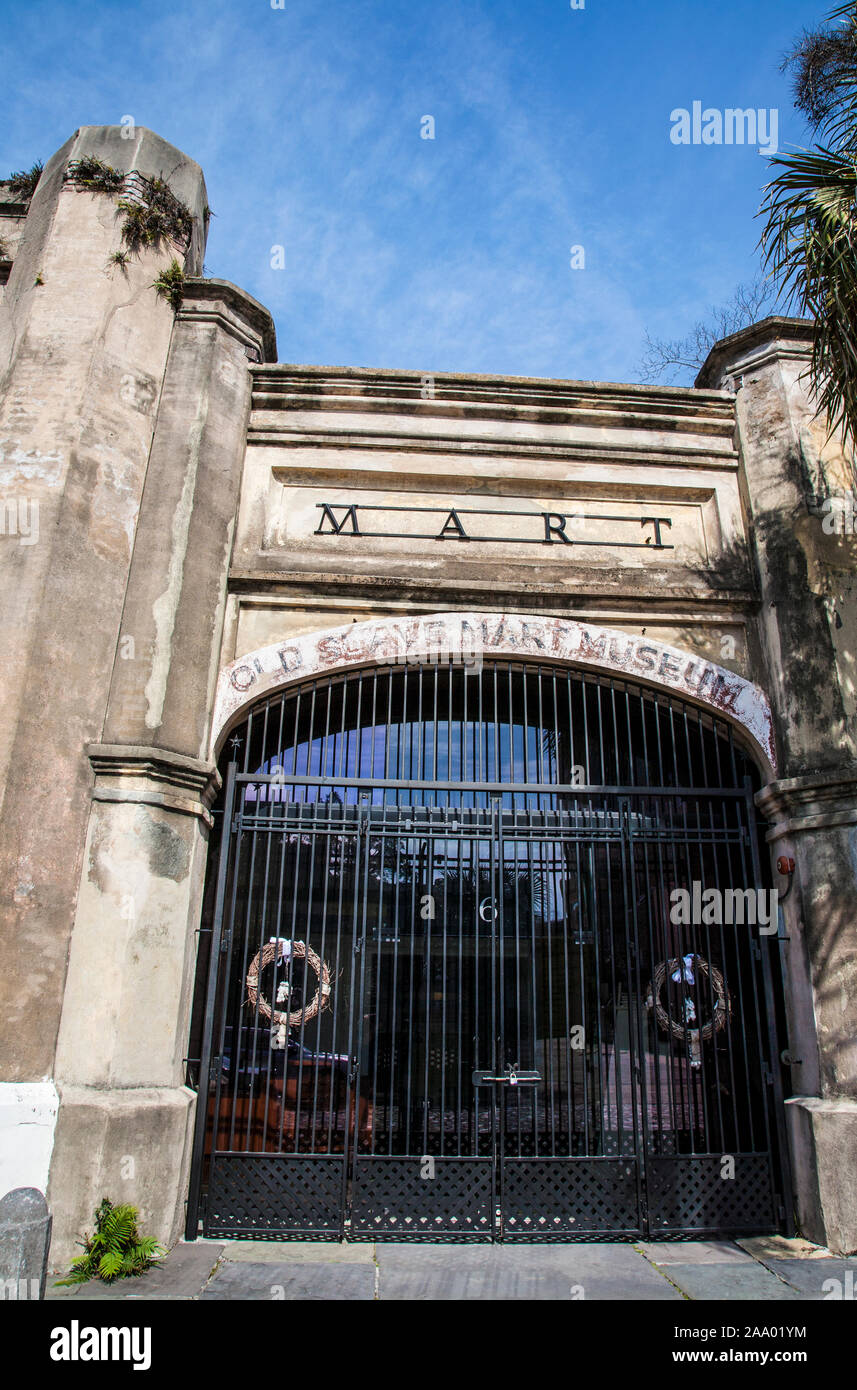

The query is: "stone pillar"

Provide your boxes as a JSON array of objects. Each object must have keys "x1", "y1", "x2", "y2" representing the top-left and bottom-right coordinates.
[
  {"x1": 0, "y1": 126, "x2": 207, "y2": 1199},
  {"x1": 48, "y1": 280, "x2": 275, "y2": 1266},
  {"x1": 699, "y1": 319, "x2": 857, "y2": 1252},
  {"x1": 757, "y1": 772, "x2": 857, "y2": 1255}
]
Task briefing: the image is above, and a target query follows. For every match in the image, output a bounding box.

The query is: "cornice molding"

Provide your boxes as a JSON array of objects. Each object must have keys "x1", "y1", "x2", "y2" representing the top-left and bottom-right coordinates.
[
  {"x1": 696, "y1": 316, "x2": 815, "y2": 389},
  {"x1": 247, "y1": 427, "x2": 738, "y2": 470},
  {"x1": 180, "y1": 278, "x2": 277, "y2": 362}
]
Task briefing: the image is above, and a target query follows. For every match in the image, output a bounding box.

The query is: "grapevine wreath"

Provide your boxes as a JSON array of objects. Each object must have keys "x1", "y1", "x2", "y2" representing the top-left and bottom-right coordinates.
[
  {"x1": 246, "y1": 939, "x2": 332, "y2": 1047},
  {"x1": 646, "y1": 954, "x2": 731, "y2": 1067}
]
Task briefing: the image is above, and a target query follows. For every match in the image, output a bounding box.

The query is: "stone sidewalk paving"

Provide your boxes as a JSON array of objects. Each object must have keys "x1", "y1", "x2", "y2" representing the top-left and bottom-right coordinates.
[{"x1": 46, "y1": 1234, "x2": 857, "y2": 1301}]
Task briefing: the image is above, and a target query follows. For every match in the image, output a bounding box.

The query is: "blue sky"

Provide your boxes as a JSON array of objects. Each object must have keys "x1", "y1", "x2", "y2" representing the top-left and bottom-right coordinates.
[{"x1": 0, "y1": 0, "x2": 827, "y2": 383}]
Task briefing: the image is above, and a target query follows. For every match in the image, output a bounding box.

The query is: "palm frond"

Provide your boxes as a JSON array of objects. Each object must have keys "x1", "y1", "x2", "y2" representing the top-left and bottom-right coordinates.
[{"x1": 760, "y1": 137, "x2": 857, "y2": 469}]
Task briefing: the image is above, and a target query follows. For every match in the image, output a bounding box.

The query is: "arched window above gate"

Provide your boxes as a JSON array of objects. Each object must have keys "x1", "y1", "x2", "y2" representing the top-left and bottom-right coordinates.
[{"x1": 223, "y1": 660, "x2": 761, "y2": 808}]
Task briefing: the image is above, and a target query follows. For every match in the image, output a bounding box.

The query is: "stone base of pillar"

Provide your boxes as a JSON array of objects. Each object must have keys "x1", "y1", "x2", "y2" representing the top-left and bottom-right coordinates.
[
  {"x1": 45, "y1": 1084, "x2": 197, "y2": 1272},
  {"x1": 786, "y1": 1095, "x2": 857, "y2": 1254}
]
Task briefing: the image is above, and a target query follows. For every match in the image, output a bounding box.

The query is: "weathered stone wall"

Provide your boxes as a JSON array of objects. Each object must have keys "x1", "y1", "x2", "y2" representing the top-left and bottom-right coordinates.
[
  {"x1": 0, "y1": 127, "x2": 207, "y2": 1098},
  {"x1": 45, "y1": 283, "x2": 274, "y2": 1264},
  {"x1": 699, "y1": 321, "x2": 857, "y2": 1251},
  {"x1": 0, "y1": 127, "x2": 278, "y2": 1265}
]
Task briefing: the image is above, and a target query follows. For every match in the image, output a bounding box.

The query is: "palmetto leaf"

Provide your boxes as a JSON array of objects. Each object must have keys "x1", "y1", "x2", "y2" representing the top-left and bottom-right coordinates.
[{"x1": 760, "y1": 133, "x2": 857, "y2": 469}]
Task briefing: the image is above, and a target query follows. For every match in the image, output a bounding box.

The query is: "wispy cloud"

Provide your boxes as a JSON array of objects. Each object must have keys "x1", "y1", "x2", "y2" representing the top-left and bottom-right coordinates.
[{"x1": 0, "y1": 0, "x2": 817, "y2": 382}]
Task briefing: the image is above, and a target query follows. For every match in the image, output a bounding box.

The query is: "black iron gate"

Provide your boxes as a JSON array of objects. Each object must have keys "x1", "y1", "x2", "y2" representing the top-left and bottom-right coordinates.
[{"x1": 186, "y1": 661, "x2": 792, "y2": 1241}]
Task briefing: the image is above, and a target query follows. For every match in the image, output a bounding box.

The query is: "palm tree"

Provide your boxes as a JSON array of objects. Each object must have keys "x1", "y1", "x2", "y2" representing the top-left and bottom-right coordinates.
[{"x1": 760, "y1": 2, "x2": 857, "y2": 469}]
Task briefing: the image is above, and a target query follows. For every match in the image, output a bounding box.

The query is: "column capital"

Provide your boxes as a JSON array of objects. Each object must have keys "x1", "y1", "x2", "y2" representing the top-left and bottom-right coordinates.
[
  {"x1": 86, "y1": 743, "x2": 221, "y2": 825},
  {"x1": 757, "y1": 766, "x2": 857, "y2": 839}
]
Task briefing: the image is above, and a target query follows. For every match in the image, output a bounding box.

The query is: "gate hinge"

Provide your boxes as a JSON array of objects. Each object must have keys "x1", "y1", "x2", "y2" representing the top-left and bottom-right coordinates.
[
  {"x1": 764, "y1": 1067, "x2": 774, "y2": 1086},
  {"x1": 209, "y1": 1056, "x2": 222, "y2": 1081},
  {"x1": 220, "y1": 929, "x2": 232, "y2": 954}
]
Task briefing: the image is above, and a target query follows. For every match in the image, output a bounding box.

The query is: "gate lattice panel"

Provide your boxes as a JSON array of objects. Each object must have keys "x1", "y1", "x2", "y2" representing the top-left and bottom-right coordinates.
[{"x1": 351, "y1": 1158, "x2": 494, "y2": 1240}]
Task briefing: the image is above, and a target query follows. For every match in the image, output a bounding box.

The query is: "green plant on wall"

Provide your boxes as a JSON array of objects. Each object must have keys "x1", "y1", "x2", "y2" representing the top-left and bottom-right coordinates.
[
  {"x1": 55, "y1": 1199, "x2": 165, "y2": 1286},
  {"x1": 67, "y1": 155, "x2": 125, "y2": 194},
  {"x1": 3, "y1": 160, "x2": 43, "y2": 201},
  {"x1": 56, "y1": 156, "x2": 194, "y2": 309},
  {"x1": 151, "y1": 258, "x2": 185, "y2": 311},
  {"x1": 117, "y1": 175, "x2": 193, "y2": 254}
]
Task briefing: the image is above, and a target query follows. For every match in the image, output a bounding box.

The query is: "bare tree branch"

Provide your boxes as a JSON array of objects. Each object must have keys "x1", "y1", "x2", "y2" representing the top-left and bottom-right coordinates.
[{"x1": 637, "y1": 279, "x2": 780, "y2": 385}]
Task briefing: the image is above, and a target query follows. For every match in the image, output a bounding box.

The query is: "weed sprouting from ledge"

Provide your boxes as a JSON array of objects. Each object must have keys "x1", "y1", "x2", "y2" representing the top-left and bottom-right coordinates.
[{"x1": 151, "y1": 257, "x2": 185, "y2": 311}]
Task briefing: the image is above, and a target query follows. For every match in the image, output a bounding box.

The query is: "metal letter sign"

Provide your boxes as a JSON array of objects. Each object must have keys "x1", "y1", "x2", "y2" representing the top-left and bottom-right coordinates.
[{"x1": 313, "y1": 503, "x2": 673, "y2": 549}]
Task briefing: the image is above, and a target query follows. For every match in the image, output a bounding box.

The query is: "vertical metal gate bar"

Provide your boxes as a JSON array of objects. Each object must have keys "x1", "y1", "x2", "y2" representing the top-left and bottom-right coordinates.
[
  {"x1": 456, "y1": 808, "x2": 466, "y2": 1155},
  {"x1": 341, "y1": 794, "x2": 373, "y2": 1236},
  {"x1": 260, "y1": 819, "x2": 287, "y2": 1151},
  {"x1": 744, "y1": 783, "x2": 794, "y2": 1239},
  {"x1": 439, "y1": 807, "x2": 450, "y2": 1157},
  {"x1": 247, "y1": 777, "x2": 276, "y2": 1151},
  {"x1": 705, "y1": 795, "x2": 741, "y2": 1150},
  {"x1": 622, "y1": 799, "x2": 649, "y2": 1229},
  {"x1": 744, "y1": 779, "x2": 794, "y2": 1234},
  {"x1": 305, "y1": 794, "x2": 326, "y2": 1148},
  {"x1": 493, "y1": 795, "x2": 503, "y2": 1234},
  {"x1": 700, "y1": 794, "x2": 731, "y2": 1153},
  {"x1": 524, "y1": 830, "x2": 538, "y2": 1156},
  {"x1": 614, "y1": 804, "x2": 637, "y2": 1158},
  {"x1": 650, "y1": 791, "x2": 679, "y2": 1147},
  {"x1": 421, "y1": 816, "x2": 433, "y2": 1158},
  {"x1": 679, "y1": 783, "x2": 711, "y2": 1153},
  {"x1": 598, "y1": 834, "x2": 621, "y2": 1158},
  {"x1": 402, "y1": 786, "x2": 420, "y2": 1156},
  {"x1": 575, "y1": 836, "x2": 591, "y2": 1153},
  {"x1": 367, "y1": 807, "x2": 385, "y2": 1160},
  {"x1": 291, "y1": 789, "x2": 321, "y2": 1148},
  {"x1": 383, "y1": 806, "x2": 401, "y2": 1154},
  {"x1": 324, "y1": 797, "x2": 350, "y2": 1155},
  {"x1": 281, "y1": 764, "x2": 310, "y2": 1149},
  {"x1": 231, "y1": 812, "x2": 261, "y2": 1154},
  {"x1": 634, "y1": 796, "x2": 666, "y2": 1147},
  {"x1": 185, "y1": 759, "x2": 238, "y2": 1238},
  {"x1": 511, "y1": 818, "x2": 523, "y2": 1156},
  {"x1": 720, "y1": 753, "x2": 762, "y2": 1154},
  {"x1": 559, "y1": 822, "x2": 574, "y2": 1156},
  {"x1": 544, "y1": 826, "x2": 558, "y2": 1154}
]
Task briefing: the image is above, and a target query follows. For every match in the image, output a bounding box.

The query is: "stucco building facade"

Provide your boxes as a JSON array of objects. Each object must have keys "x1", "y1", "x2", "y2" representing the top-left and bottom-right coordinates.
[{"x1": 1, "y1": 127, "x2": 855, "y2": 1263}]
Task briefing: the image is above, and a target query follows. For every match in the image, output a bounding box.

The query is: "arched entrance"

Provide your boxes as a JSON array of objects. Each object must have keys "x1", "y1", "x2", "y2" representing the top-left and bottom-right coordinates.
[{"x1": 186, "y1": 656, "x2": 791, "y2": 1242}]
